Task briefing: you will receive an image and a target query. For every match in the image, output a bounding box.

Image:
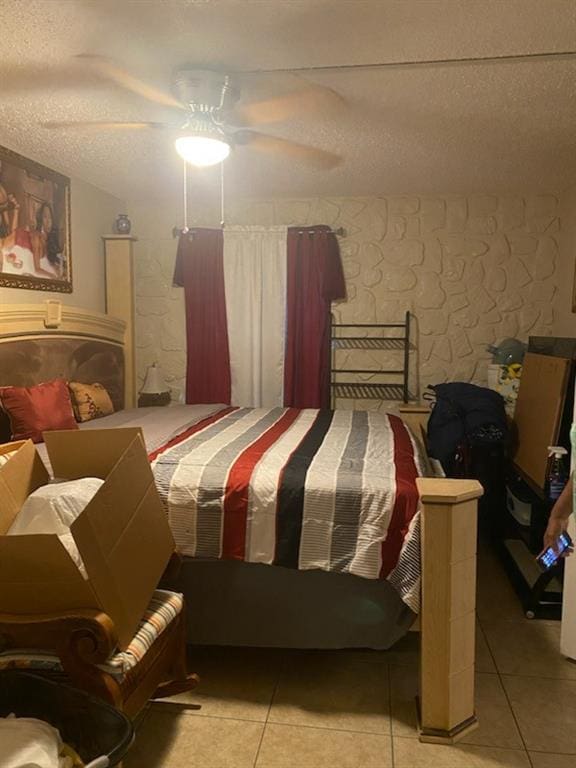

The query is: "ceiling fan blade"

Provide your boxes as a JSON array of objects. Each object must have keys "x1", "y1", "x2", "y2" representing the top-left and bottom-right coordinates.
[
  {"x1": 42, "y1": 120, "x2": 172, "y2": 130},
  {"x1": 230, "y1": 84, "x2": 344, "y2": 126},
  {"x1": 0, "y1": 64, "x2": 102, "y2": 93},
  {"x1": 234, "y1": 130, "x2": 342, "y2": 170},
  {"x1": 76, "y1": 54, "x2": 185, "y2": 110}
]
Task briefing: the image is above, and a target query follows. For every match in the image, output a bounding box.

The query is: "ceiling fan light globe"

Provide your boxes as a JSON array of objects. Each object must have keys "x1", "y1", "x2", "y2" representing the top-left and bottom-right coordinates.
[{"x1": 175, "y1": 136, "x2": 230, "y2": 167}]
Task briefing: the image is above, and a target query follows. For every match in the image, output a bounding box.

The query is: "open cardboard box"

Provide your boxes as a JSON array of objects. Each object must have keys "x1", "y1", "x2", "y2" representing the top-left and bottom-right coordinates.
[{"x1": 0, "y1": 429, "x2": 175, "y2": 649}]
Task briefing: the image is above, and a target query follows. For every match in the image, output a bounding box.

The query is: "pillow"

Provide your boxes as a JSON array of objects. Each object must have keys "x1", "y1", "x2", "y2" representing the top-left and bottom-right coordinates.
[
  {"x1": 68, "y1": 381, "x2": 114, "y2": 423},
  {"x1": 0, "y1": 380, "x2": 78, "y2": 443}
]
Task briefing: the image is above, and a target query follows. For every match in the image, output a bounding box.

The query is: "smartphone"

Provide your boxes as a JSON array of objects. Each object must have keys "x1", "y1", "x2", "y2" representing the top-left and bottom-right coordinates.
[{"x1": 537, "y1": 532, "x2": 573, "y2": 570}]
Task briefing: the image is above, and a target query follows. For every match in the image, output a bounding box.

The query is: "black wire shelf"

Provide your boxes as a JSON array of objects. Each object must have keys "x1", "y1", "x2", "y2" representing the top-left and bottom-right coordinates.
[
  {"x1": 332, "y1": 383, "x2": 411, "y2": 400},
  {"x1": 329, "y1": 311, "x2": 412, "y2": 404},
  {"x1": 332, "y1": 337, "x2": 410, "y2": 350}
]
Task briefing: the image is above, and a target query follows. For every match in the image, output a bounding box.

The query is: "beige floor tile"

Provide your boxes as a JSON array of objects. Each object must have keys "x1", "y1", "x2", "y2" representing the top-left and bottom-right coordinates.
[
  {"x1": 389, "y1": 663, "x2": 419, "y2": 738},
  {"x1": 529, "y1": 753, "x2": 576, "y2": 768},
  {"x1": 190, "y1": 645, "x2": 284, "y2": 666},
  {"x1": 332, "y1": 630, "x2": 420, "y2": 667},
  {"x1": 154, "y1": 645, "x2": 282, "y2": 721},
  {"x1": 482, "y1": 621, "x2": 576, "y2": 679},
  {"x1": 390, "y1": 668, "x2": 523, "y2": 749},
  {"x1": 393, "y1": 737, "x2": 531, "y2": 767},
  {"x1": 381, "y1": 630, "x2": 420, "y2": 666},
  {"x1": 256, "y1": 723, "x2": 393, "y2": 768},
  {"x1": 476, "y1": 560, "x2": 526, "y2": 623},
  {"x1": 502, "y1": 675, "x2": 576, "y2": 754},
  {"x1": 269, "y1": 652, "x2": 390, "y2": 733},
  {"x1": 476, "y1": 622, "x2": 497, "y2": 674},
  {"x1": 460, "y1": 675, "x2": 524, "y2": 750},
  {"x1": 132, "y1": 704, "x2": 151, "y2": 731},
  {"x1": 322, "y1": 621, "x2": 492, "y2": 673},
  {"x1": 124, "y1": 710, "x2": 263, "y2": 768}
]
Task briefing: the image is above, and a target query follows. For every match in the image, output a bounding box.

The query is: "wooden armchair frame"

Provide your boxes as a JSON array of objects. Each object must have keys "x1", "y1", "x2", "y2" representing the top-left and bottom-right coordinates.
[{"x1": 0, "y1": 604, "x2": 198, "y2": 719}]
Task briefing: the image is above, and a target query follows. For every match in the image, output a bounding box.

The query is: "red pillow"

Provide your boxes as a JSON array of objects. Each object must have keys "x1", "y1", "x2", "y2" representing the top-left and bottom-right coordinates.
[{"x1": 0, "y1": 379, "x2": 78, "y2": 443}]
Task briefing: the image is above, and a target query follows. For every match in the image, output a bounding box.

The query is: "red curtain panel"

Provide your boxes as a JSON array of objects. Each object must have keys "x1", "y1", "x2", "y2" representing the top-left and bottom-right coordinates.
[
  {"x1": 284, "y1": 226, "x2": 346, "y2": 408},
  {"x1": 173, "y1": 229, "x2": 231, "y2": 404}
]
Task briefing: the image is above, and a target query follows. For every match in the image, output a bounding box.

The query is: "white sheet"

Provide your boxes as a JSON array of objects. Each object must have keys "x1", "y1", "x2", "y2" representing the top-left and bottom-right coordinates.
[
  {"x1": 34, "y1": 404, "x2": 226, "y2": 471},
  {"x1": 0, "y1": 716, "x2": 68, "y2": 768},
  {"x1": 7, "y1": 478, "x2": 104, "y2": 578}
]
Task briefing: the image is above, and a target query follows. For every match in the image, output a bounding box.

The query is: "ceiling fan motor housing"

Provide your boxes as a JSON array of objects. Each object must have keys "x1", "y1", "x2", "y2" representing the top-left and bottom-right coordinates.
[
  {"x1": 172, "y1": 68, "x2": 239, "y2": 112},
  {"x1": 181, "y1": 114, "x2": 230, "y2": 144}
]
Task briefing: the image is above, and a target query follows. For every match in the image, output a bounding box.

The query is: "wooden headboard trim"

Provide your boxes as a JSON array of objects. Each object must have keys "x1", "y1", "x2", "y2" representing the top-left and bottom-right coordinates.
[{"x1": 0, "y1": 302, "x2": 125, "y2": 345}]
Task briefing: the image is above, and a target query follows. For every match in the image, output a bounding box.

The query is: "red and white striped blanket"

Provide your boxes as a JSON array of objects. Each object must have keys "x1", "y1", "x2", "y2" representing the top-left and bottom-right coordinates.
[{"x1": 150, "y1": 407, "x2": 426, "y2": 612}]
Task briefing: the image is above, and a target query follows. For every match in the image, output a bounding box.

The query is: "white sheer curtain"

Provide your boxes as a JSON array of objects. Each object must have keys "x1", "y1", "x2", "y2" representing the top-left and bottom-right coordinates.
[{"x1": 223, "y1": 226, "x2": 287, "y2": 407}]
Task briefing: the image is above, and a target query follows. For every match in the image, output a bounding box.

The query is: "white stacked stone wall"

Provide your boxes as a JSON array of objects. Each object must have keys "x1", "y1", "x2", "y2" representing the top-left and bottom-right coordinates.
[{"x1": 132, "y1": 194, "x2": 559, "y2": 408}]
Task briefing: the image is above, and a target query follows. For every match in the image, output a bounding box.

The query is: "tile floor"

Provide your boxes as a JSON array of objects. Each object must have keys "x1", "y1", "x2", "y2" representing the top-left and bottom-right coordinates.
[{"x1": 126, "y1": 542, "x2": 576, "y2": 767}]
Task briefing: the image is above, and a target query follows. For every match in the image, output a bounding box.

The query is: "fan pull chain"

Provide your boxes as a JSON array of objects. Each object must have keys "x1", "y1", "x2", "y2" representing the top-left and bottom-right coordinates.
[
  {"x1": 220, "y1": 160, "x2": 226, "y2": 228},
  {"x1": 182, "y1": 158, "x2": 189, "y2": 233}
]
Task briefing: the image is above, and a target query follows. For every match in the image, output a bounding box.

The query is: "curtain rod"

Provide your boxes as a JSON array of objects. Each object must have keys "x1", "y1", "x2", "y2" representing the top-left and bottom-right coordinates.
[{"x1": 172, "y1": 226, "x2": 346, "y2": 238}]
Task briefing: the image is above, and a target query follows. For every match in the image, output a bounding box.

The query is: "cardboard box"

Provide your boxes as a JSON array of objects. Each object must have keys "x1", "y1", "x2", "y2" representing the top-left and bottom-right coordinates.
[{"x1": 0, "y1": 429, "x2": 175, "y2": 649}]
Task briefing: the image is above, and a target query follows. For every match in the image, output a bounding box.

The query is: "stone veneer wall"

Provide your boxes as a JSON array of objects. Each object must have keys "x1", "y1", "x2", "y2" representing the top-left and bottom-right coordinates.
[{"x1": 131, "y1": 194, "x2": 560, "y2": 408}]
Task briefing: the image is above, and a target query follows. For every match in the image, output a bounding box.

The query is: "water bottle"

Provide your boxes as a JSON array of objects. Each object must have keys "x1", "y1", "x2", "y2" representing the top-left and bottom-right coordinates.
[{"x1": 547, "y1": 446, "x2": 568, "y2": 501}]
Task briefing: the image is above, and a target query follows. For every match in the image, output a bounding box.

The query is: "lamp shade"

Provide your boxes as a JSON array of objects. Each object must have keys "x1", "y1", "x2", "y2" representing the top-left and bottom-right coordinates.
[
  {"x1": 175, "y1": 135, "x2": 231, "y2": 167},
  {"x1": 140, "y1": 363, "x2": 169, "y2": 394}
]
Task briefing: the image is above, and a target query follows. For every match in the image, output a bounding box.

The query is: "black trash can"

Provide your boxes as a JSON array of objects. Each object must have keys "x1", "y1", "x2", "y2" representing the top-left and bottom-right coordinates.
[{"x1": 0, "y1": 671, "x2": 134, "y2": 767}]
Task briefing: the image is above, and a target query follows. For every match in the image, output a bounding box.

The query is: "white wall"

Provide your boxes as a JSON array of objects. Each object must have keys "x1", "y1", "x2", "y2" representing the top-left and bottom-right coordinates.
[
  {"x1": 0, "y1": 176, "x2": 123, "y2": 313},
  {"x1": 130, "y1": 193, "x2": 561, "y2": 406}
]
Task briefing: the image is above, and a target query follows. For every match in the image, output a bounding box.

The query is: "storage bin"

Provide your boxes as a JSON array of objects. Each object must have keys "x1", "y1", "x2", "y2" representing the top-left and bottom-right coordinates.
[{"x1": 0, "y1": 671, "x2": 134, "y2": 767}]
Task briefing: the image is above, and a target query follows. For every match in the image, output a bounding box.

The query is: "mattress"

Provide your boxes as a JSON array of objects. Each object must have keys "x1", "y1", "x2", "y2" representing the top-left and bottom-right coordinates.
[{"x1": 36, "y1": 404, "x2": 426, "y2": 612}]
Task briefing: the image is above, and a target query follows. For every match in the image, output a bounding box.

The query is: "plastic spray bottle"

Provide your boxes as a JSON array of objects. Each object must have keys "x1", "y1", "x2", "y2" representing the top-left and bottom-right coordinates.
[{"x1": 547, "y1": 446, "x2": 568, "y2": 501}]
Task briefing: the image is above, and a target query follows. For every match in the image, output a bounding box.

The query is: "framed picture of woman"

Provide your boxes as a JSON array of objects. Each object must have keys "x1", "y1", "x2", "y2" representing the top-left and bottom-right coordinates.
[{"x1": 0, "y1": 145, "x2": 71, "y2": 293}]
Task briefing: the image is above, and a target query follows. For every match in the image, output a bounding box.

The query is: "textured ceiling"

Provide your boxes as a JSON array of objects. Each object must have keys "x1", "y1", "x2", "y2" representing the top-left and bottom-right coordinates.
[{"x1": 2, "y1": 0, "x2": 576, "y2": 202}]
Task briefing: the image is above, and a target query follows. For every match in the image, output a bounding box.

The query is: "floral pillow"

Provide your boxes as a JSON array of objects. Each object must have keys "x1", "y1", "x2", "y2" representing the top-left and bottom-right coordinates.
[{"x1": 68, "y1": 382, "x2": 115, "y2": 423}]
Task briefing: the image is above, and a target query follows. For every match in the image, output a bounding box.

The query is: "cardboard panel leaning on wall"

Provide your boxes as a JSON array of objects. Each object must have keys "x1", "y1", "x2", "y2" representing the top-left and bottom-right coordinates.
[
  {"x1": 512, "y1": 352, "x2": 571, "y2": 491},
  {"x1": 0, "y1": 177, "x2": 124, "y2": 313}
]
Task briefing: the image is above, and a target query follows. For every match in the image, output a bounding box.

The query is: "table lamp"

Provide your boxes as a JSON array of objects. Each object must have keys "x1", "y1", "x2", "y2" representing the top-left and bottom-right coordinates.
[{"x1": 138, "y1": 362, "x2": 171, "y2": 407}]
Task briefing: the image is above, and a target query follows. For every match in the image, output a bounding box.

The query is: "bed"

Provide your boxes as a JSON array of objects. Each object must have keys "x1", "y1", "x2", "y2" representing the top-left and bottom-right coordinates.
[
  {"x1": 0, "y1": 302, "x2": 483, "y2": 743},
  {"x1": 38, "y1": 403, "x2": 424, "y2": 647}
]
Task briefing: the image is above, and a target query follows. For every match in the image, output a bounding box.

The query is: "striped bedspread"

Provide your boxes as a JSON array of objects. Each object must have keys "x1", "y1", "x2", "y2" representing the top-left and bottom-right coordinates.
[{"x1": 151, "y1": 407, "x2": 427, "y2": 612}]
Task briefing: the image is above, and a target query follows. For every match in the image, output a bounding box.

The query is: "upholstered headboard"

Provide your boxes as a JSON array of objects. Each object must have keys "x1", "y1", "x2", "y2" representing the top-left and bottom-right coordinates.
[{"x1": 0, "y1": 302, "x2": 126, "y2": 441}]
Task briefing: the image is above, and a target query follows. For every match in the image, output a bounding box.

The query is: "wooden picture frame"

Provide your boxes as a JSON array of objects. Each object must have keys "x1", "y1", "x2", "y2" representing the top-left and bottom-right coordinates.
[{"x1": 0, "y1": 145, "x2": 72, "y2": 293}]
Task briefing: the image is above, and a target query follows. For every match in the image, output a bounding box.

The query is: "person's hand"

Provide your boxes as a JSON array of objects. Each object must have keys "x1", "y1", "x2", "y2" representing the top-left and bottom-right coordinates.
[{"x1": 542, "y1": 516, "x2": 573, "y2": 558}]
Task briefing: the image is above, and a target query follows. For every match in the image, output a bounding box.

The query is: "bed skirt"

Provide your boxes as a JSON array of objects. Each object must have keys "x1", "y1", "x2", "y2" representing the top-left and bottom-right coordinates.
[{"x1": 180, "y1": 558, "x2": 416, "y2": 650}]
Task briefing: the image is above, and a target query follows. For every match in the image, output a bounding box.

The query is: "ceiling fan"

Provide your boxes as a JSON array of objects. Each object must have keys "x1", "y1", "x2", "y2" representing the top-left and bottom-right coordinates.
[
  {"x1": 41, "y1": 55, "x2": 345, "y2": 170},
  {"x1": 19, "y1": 46, "x2": 576, "y2": 169}
]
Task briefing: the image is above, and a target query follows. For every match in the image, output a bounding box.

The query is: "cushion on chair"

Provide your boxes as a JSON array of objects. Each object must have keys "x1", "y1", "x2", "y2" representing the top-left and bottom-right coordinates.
[{"x1": 0, "y1": 590, "x2": 184, "y2": 681}]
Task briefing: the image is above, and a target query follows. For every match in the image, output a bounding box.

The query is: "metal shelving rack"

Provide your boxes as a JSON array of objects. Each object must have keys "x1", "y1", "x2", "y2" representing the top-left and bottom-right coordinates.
[{"x1": 329, "y1": 311, "x2": 412, "y2": 405}]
